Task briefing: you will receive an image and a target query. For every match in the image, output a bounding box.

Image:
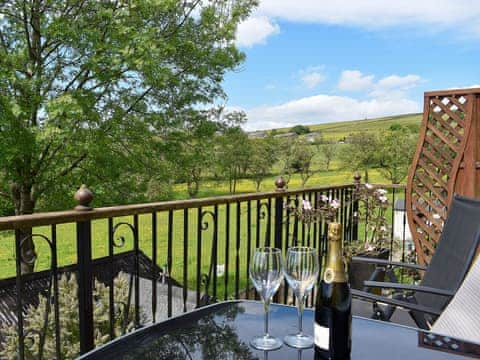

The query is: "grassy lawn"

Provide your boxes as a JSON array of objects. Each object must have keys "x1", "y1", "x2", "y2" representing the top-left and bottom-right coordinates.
[
  {"x1": 0, "y1": 200, "x2": 324, "y2": 299},
  {"x1": 172, "y1": 163, "x2": 390, "y2": 199},
  {"x1": 0, "y1": 167, "x2": 398, "y2": 297}
]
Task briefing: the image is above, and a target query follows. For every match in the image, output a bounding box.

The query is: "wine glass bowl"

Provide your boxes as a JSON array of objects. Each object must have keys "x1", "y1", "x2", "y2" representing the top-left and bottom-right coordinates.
[
  {"x1": 283, "y1": 246, "x2": 319, "y2": 349},
  {"x1": 249, "y1": 247, "x2": 284, "y2": 351}
]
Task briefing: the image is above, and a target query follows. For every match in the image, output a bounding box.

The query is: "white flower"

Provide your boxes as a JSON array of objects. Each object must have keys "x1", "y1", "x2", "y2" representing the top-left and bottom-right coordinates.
[
  {"x1": 320, "y1": 194, "x2": 329, "y2": 202},
  {"x1": 377, "y1": 189, "x2": 387, "y2": 195},
  {"x1": 364, "y1": 243, "x2": 375, "y2": 251},
  {"x1": 331, "y1": 199, "x2": 340, "y2": 209},
  {"x1": 378, "y1": 195, "x2": 388, "y2": 203},
  {"x1": 432, "y1": 213, "x2": 441, "y2": 220},
  {"x1": 365, "y1": 183, "x2": 373, "y2": 190},
  {"x1": 380, "y1": 226, "x2": 387, "y2": 232},
  {"x1": 302, "y1": 199, "x2": 312, "y2": 210}
]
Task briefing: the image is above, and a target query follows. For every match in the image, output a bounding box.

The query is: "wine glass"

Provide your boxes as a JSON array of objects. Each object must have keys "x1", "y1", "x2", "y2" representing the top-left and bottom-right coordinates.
[
  {"x1": 283, "y1": 246, "x2": 319, "y2": 348},
  {"x1": 249, "y1": 247, "x2": 284, "y2": 350}
]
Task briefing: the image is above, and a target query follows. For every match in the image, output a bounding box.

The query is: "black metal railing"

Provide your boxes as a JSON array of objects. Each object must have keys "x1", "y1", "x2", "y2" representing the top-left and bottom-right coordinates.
[{"x1": 0, "y1": 176, "x2": 409, "y2": 359}]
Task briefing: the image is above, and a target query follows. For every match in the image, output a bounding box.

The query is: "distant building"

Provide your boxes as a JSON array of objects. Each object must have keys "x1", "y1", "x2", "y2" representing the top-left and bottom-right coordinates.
[
  {"x1": 273, "y1": 132, "x2": 297, "y2": 138},
  {"x1": 248, "y1": 131, "x2": 267, "y2": 139},
  {"x1": 305, "y1": 132, "x2": 321, "y2": 143}
]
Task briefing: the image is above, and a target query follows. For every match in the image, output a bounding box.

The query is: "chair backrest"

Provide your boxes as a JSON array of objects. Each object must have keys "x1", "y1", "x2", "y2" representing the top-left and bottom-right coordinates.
[
  {"x1": 431, "y1": 257, "x2": 480, "y2": 343},
  {"x1": 415, "y1": 195, "x2": 480, "y2": 315}
]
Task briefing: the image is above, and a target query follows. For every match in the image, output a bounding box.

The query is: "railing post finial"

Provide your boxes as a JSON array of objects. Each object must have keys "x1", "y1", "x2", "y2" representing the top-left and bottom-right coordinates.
[
  {"x1": 74, "y1": 184, "x2": 93, "y2": 211},
  {"x1": 274, "y1": 176, "x2": 286, "y2": 192},
  {"x1": 353, "y1": 172, "x2": 361, "y2": 186}
]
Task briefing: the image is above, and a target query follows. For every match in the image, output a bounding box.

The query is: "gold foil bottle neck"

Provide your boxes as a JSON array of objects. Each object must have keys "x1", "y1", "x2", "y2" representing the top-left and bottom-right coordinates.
[
  {"x1": 324, "y1": 222, "x2": 347, "y2": 283},
  {"x1": 327, "y1": 222, "x2": 342, "y2": 242}
]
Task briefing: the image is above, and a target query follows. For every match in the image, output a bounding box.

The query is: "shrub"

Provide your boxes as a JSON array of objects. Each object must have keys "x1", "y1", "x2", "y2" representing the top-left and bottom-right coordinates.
[
  {"x1": 0, "y1": 272, "x2": 141, "y2": 359},
  {"x1": 291, "y1": 125, "x2": 311, "y2": 135}
]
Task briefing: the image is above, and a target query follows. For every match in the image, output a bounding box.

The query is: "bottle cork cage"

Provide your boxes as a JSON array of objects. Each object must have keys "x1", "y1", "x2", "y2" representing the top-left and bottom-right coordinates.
[{"x1": 406, "y1": 89, "x2": 480, "y2": 265}]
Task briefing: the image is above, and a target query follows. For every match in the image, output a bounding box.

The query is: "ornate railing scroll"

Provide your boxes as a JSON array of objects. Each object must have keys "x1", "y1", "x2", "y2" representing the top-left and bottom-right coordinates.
[
  {"x1": 14, "y1": 231, "x2": 60, "y2": 360},
  {"x1": 407, "y1": 88, "x2": 480, "y2": 265},
  {"x1": 257, "y1": 200, "x2": 272, "y2": 247},
  {"x1": 109, "y1": 220, "x2": 138, "y2": 334},
  {"x1": 197, "y1": 207, "x2": 218, "y2": 306}
]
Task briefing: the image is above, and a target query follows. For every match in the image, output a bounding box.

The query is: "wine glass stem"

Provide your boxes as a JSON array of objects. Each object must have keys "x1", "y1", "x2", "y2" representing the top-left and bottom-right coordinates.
[
  {"x1": 297, "y1": 294, "x2": 305, "y2": 335},
  {"x1": 264, "y1": 299, "x2": 270, "y2": 337}
]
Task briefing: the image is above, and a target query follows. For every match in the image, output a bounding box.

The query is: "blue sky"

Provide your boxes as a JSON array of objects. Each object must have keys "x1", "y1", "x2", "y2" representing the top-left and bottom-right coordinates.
[{"x1": 224, "y1": 1, "x2": 480, "y2": 130}]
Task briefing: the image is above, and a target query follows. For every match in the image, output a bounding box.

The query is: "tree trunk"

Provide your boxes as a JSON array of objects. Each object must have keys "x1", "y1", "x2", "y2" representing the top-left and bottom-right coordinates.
[
  {"x1": 12, "y1": 183, "x2": 37, "y2": 273},
  {"x1": 187, "y1": 179, "x2": 199, "y2": 198},
  {"x1": 301, "y1": 171, "x2": 311, "y2": 188}
]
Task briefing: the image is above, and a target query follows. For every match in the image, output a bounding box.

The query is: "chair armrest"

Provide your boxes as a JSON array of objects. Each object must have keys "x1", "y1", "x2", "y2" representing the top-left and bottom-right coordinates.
[
  {"x1": 351, "y1": 289, "x2": 442, "y2": 316},
  {"x1": 363, "y1": 281, "x2": 455, "y2": 297},
  {"x1": 351, "y1": 257, "x2": 427, "y2": 271}
]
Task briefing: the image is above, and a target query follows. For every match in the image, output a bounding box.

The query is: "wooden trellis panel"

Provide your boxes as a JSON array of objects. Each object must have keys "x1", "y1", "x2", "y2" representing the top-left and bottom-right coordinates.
[{"x1": 406, "y1": 88, "x2": 480, "y2": 265}]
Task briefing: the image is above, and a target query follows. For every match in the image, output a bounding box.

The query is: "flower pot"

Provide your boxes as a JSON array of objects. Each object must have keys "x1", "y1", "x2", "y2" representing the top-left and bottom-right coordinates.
[{"x1": 348, "y1": 248, "x2": 390, "y2": 294}]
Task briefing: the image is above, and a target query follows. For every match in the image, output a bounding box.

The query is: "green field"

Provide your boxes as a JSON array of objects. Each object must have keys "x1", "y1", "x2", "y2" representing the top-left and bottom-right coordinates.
[
  {"x1": 270, "y1": 113, "x2": 422, "y2": 141},
  {"x1": 174, "y1": 113, "x2": 423, "y2": 198},
  {"x1": 0, "y1": 113, "x2": 416, "y2": 296}
]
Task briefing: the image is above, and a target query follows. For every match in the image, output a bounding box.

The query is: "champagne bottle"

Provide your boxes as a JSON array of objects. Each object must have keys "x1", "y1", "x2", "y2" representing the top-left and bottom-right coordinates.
[{"x1": 314, "y1": 222, "x2": 352, "y2": 359}]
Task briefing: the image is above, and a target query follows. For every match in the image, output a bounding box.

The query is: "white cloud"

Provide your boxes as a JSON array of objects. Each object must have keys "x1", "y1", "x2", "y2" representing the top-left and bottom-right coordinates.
[
  {"x1": 337, "y1": 70, "x2": 422, "y2": 99},
  {"x1": 338, "y1": 70, "x2": 374, "y2": 91},
  {"x1": 243, "y1": 94, "x2": 420, "y2": 131},
  {"x1": 377, "y1": 75, "x2": 421, "y2": 89},
  {"x1": 371, "y1": 74, "x2": 422, "y2": 98},
  {"x1": 256, "y1": 1, "x2": 480, "y2": 36},
  {"x1": 301, "y1": 72, "x2": 325, "y2": 89},
  {"x1": 448, "y1": 84, "x2": 480, "y2": 89},
  {"x1": 298, "y1": 66, "x2": 326, "y2": 89},
  {"x1": 236, "y1": 16, "x2": 280, "y2": 47}
]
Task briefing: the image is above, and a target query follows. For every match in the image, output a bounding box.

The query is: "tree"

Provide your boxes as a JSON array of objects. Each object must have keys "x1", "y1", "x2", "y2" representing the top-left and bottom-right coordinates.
[
  {"x1": 339, "y1": 132, "x2": 380, "y2": 182},
  {"x1": 0, "y1": 0, "x2": 256, "y2": 270},
  {"x1": 167, "y1": 111, "x2": 220, "y2": 198},
  {"x1": 248, "y1": 136, "x2": 278, "y2": 191},
  {"x1": 319, "y1": 140, "x2": 337, "y2": 171},
  {"x1": 378, "y1": 127, "x2": 418, "y2": 183},
  {"x1": 215, "y1": 112, "x2": 251, "y2": 194},
  {"x1": 283, "y1": 138, "x2": 317, "y2": 188},
  {"x1": 291, "y1": 124, "x2": 311, "y2": 135}
]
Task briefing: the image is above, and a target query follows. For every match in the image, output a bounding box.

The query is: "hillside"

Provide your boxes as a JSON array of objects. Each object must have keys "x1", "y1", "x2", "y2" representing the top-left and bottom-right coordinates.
[{"x1": 265, "y1": 113, "x2": 423, "y2": 141}]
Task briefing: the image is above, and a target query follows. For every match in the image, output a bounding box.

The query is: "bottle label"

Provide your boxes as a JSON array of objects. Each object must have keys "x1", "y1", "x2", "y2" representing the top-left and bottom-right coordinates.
[{"x1": 314, "y1": 322, "x2": 329, "y2": 350}]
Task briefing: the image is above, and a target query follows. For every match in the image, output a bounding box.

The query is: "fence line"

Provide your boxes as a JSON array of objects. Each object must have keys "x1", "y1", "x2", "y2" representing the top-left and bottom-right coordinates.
[{"x1": 0, "y1": 178, "x2": 409, "y2": 358}]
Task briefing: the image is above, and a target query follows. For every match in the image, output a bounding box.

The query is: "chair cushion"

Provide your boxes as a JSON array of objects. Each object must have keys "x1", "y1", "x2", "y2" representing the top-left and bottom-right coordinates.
[{"x1": 431, "y1": 258, "x2": 480, "y2": 343}]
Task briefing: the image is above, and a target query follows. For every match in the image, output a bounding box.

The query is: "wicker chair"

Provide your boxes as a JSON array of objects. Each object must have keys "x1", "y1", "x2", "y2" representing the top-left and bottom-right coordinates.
[{"x1": 351, "y1": 194, "x2": 480, "y2": 329}]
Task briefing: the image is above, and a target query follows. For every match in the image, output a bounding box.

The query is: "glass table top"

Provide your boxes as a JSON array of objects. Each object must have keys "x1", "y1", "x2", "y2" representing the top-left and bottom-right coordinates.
[{"x1": 79, "y1": 300, "x2": 480, "y2": 359}]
